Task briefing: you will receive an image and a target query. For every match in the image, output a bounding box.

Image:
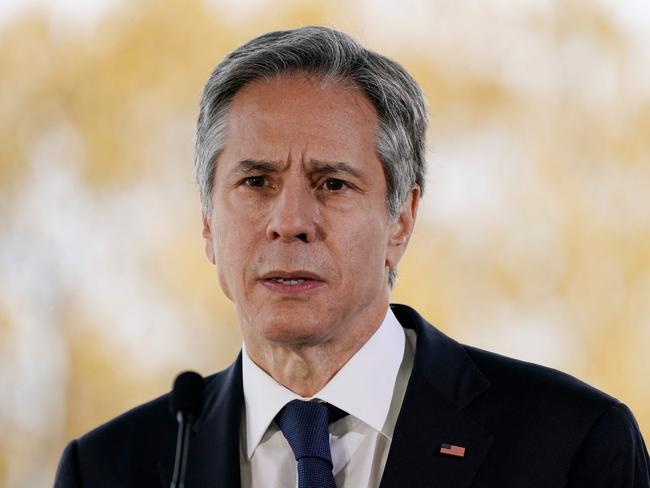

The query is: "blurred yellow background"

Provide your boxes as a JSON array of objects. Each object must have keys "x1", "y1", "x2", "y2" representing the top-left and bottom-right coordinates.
[{"x1": 1, "y1": 0, "x2": 649, "y2": 485}]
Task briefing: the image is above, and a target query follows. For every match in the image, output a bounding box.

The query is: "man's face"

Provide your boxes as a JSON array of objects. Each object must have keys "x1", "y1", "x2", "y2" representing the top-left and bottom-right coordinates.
[{"x1": 203, "y1": 74, "x2": 418, "y2": 352}]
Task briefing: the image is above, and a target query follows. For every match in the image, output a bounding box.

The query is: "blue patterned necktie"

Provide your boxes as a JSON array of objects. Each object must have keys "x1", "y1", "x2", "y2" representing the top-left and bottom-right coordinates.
[{"x1": 275, "y1": 400, "x2": 346, "y2": 488}]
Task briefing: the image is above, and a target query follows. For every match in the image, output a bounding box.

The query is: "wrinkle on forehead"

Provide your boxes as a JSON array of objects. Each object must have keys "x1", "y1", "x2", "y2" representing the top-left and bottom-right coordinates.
[
  {"x1": 216, "y1": 73, "x2": 380, "y2": 175},
  {"x1": 227, "y1": 73, "x2": 378, "y2": 136}
]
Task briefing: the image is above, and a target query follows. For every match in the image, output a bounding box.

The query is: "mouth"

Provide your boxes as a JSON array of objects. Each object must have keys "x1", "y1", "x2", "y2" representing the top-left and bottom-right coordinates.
[
  {"x1": 259, "y1": 271, "x2": 326, "y2": 293},
  {"x1": 267, "y1": 277, "x2": 310, "y2": 285}
]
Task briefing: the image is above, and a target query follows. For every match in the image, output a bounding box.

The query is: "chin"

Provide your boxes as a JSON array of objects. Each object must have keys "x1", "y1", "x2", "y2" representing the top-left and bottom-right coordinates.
[{"x1": 259, "y1": 315, "x2": 334, "y2": 346}]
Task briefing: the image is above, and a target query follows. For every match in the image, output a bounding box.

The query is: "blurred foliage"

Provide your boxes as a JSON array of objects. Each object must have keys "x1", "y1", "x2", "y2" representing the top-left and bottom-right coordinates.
[{"x1": 0, "y1": 0, "x2": 649, "y2": 486}]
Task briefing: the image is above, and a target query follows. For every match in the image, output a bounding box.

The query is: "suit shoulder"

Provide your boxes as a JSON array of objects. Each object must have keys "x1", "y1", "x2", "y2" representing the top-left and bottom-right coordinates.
[
  {"x1": 77, "y1": 369, "x2": 229, "y2": 448},
  {"x1": 463, "y1": 344, "x2": 620, "y2": 415},
  {"x1": 79, "y1": 391, "x2": 173, "y2": 449},
  {"x1": 458, "y1": 344, "x2": 647, "y2": 471},
  {"x1": 54, "y1": 369, "x2": 235, "y2": 485},
  {"x1": 65, "y1": 368, "x2": 233, "y2": 485},
  {"x1": 568, "y1": 402, "x2": 650, "y2": 486}
]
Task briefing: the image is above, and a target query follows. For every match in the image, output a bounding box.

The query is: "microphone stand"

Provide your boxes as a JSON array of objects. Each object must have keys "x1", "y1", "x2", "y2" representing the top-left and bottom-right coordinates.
[
  {"x1": 170, "y1": 411, "x2": 193, "y2": 488},
  {"x1": 169, "y1": 371, "x2": 204, "y2": 488}
]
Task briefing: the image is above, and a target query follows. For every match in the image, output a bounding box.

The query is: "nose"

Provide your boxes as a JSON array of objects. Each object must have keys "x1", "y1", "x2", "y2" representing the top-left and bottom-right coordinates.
[{"x1": 266, "y1": 182, "x2": 317, "y2": 243}]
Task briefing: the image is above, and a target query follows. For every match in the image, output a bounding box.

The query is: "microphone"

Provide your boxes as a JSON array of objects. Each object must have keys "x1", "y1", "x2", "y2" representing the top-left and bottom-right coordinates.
[{"x1": 169, "y1": 371, "x2": 205, "y2": 488}]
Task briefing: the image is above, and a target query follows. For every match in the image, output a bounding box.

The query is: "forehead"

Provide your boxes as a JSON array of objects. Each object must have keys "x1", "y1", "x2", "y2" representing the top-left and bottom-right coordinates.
[{"x1": 221, "y1": 74, "x2": 379, "y2": 164}]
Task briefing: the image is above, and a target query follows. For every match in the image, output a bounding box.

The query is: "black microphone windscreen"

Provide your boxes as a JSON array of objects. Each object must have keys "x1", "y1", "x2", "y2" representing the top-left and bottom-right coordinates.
[{"x1": 170, "y1": 371, "x2": 205, "y2": 421}]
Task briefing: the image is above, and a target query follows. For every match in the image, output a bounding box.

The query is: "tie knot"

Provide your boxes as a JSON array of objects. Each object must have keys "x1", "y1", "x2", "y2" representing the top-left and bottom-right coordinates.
[{"x1": 275, "y1": 400, "x2": 338, "y2": 463}]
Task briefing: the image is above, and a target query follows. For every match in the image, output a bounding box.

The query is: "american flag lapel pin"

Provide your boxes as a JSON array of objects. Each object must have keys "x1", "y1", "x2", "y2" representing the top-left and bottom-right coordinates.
[{"x1": 439, "y1": 443, "x2": 466, "y2": 458}]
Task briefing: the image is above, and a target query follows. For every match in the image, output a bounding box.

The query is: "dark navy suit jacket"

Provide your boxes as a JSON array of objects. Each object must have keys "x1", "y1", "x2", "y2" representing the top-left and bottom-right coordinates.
[{"x1": 55, "y1": 304, "x2": 650, "y2": 487}]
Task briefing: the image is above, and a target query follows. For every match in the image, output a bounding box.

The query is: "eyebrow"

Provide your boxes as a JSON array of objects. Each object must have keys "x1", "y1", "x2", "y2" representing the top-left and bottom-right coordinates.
[
  {"x1": 308, "y1": 159, "x2": 365, "y2": 181},
  {"x1": 232, "y1": 158, "x2": 365, "y2": 181},
  {"x1": 233, "y1": 159, "x2": 279, "y2": 175}
]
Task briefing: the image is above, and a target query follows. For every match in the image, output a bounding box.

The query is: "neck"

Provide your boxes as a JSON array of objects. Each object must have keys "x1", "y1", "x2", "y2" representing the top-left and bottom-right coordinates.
[{"x1": 243, "y1": 304, "x2": 388, "y2": 397}]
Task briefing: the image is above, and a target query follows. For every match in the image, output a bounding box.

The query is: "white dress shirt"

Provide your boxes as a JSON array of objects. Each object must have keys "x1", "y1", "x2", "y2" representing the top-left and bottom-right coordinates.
[{"x1": 239, "y1": 307, "x2": 416, "y2": 488}]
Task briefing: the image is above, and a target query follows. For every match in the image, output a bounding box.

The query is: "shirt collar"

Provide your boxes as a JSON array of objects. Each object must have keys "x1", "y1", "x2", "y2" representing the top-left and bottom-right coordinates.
[{"x1": 241, "y1": 307, "x2": 405, "y2": 459}]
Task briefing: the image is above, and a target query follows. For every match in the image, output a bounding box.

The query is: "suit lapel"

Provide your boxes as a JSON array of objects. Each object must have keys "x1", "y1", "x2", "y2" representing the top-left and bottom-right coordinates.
[
  {"x1": 380, "y1": 305, "x2": 494, "y2": 488},
  {"x1": 159, "y1": 354, "x2": 244, "y2": 488}
]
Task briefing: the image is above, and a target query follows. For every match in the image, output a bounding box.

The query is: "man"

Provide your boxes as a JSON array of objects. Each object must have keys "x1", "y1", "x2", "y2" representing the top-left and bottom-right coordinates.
[{"x1": 55, "y1": 26, "x2": 649, "y2": 487}]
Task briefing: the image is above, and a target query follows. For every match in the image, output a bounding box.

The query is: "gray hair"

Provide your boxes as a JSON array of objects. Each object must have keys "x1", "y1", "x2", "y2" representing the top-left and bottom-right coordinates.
[{"x1": 195, "y1": 26, "x2": 428, "y2": 286}]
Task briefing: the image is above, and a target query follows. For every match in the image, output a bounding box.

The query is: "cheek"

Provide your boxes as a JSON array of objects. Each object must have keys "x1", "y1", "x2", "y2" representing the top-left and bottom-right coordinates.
[
  {"x1": 337, "y1": 218, "x2": 389, "y2": 278},
  {"x1": 212, "y1": 215, "x2": 256, "y2": 299}
]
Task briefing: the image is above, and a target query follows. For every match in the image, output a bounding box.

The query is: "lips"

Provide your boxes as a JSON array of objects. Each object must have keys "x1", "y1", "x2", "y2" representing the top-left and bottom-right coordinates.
[
  {"x1": 259, "y1": 271, "x2": 326, "y2": 293},
  {"x1": 260, "y1": 271, "x2": 325, "y2": 282},
  {"x1": 270, "y1": 278, "x2": 309, "y2": 285}
]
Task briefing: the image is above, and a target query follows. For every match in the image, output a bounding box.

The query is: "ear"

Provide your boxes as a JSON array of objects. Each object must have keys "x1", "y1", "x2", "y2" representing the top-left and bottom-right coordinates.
[
  {"x1": 386, "y1": 185, "x2": 420, "y2": 269},
  {"x1": 202, "y1": 212, "x2": 216, "y2": 265}
]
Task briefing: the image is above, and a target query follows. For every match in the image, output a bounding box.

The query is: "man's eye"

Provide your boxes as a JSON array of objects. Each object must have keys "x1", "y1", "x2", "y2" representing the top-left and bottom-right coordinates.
[
  {"x1": 324, "y1": 178, "x2": 346, "y2": 191},
  {"x1": 244, "y1": 176, "x2": 265, "y2": 187}
]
